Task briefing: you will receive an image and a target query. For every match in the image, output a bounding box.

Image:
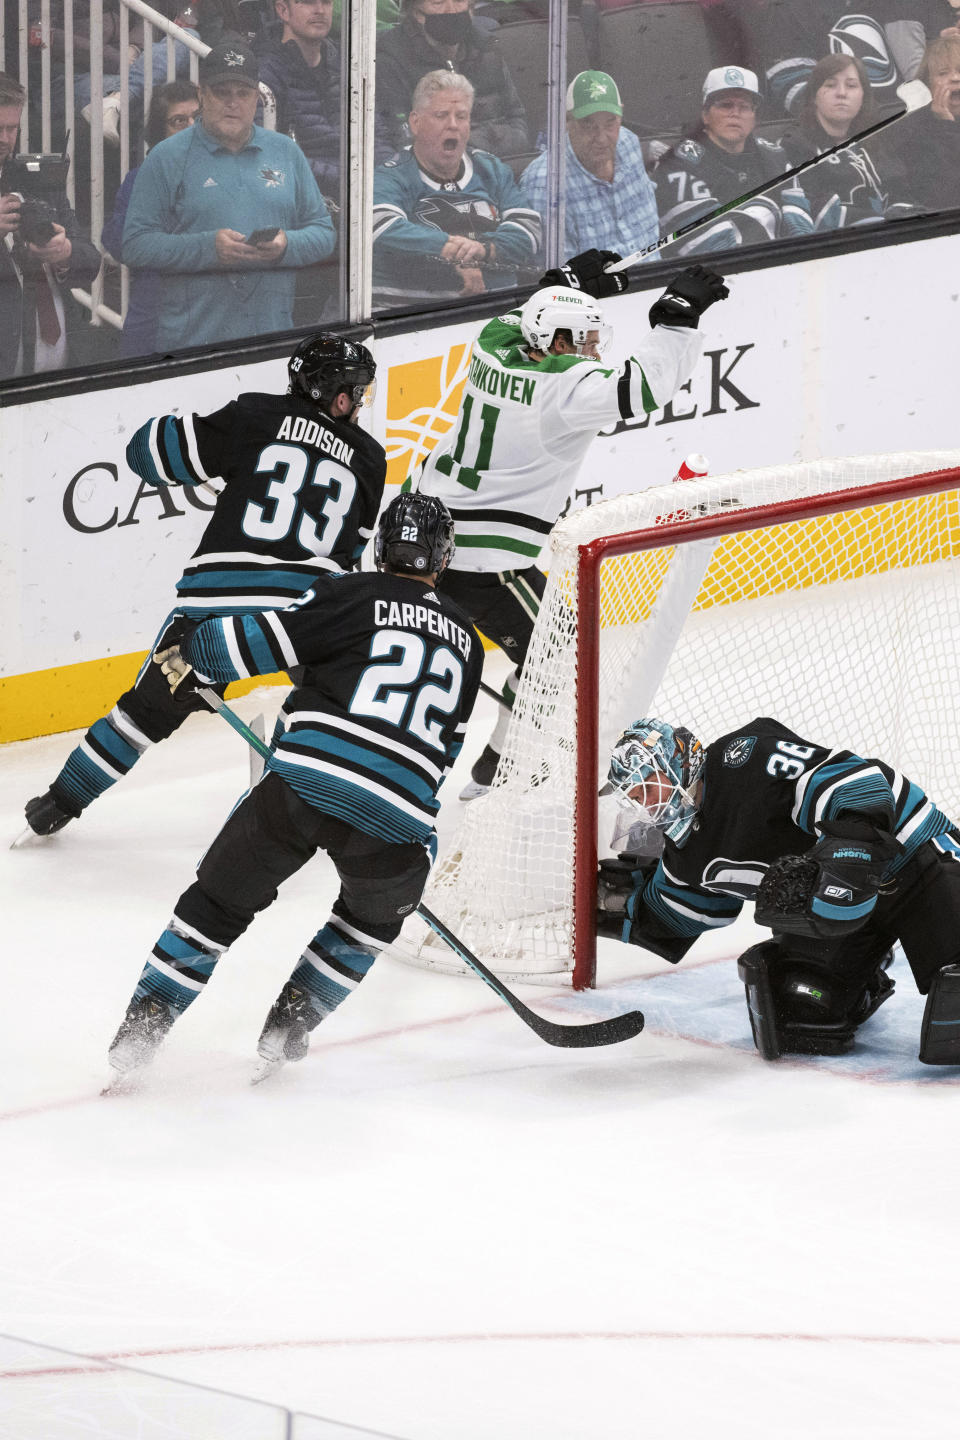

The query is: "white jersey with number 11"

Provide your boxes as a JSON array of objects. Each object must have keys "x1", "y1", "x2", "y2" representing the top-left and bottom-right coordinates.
[{"x1": 415, "y1": 307, "x2": 702, "y2": 572}]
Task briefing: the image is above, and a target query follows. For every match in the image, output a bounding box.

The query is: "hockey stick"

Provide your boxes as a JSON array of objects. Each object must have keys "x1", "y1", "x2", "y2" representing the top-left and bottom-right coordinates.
[
  {"x1": 480, "y1": 677, "x2": 512, "y2": 713},
  {"x1": 195, "y1": 687, "x2": 645, "y2": 1048},
  {"x1": 605, "y1": 78, "x2": 931, "y2": 273},
  {"x1": 417, "y1": 904, "x2": 645, "y2": 1048}
]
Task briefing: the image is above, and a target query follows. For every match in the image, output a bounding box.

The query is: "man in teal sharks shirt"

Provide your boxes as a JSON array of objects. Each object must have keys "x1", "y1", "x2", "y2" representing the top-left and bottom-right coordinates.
[{"x1": 122, "y1": 40, "x2": 335, "y2": 351}]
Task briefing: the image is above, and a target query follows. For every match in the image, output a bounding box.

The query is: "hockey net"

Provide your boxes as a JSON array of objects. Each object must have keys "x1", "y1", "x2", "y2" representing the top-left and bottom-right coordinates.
[{"x1": 395, "y1": 450, "x2": 960, "y2": 988}]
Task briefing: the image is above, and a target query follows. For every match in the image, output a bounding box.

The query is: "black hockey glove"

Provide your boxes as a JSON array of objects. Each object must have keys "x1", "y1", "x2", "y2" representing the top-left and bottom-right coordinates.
[
  {"x1": 539, "y1": 248, "x2": 628, "y2": 300},
  {"x1": 596, "y1": 855, "x2": 655, "y2": 938},
  {"x1": 648, "y1": 265, "x2": 729, "y2": 329},
  {"x1": 755, "y1": 818, "x2": 902, "y2": 941}
]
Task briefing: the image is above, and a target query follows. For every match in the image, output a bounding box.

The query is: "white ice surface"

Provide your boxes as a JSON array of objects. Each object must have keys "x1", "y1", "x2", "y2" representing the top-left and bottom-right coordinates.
[{"x1": 1, "y1": 670, "x2": 959, "y2": 1439}]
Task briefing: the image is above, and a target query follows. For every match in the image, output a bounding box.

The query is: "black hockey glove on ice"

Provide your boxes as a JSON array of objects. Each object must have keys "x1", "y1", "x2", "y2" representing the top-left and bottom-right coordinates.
[
  {"x1": 596, "y1": 855, "x2": 656, "y2": 938},
  {"x1": 539, "y1": 248, "x2": 628, "y2": 300},
  {"x1": 648, "y1": 265, "x2": 729, "y2": 329},
  {"x1": 755, "y1": 818, "x2": 902, "y2": 941}
]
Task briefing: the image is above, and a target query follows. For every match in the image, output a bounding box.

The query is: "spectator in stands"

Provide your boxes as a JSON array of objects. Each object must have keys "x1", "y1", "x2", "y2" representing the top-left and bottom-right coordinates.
[
  {"x1": 653, "y1": 64, "x2": 814, "y2": 253},
  {"x1": 376, "y1": 0, "x2": 528, "y2": 158},
  {"x1": 121, "y1": 41, "x2": 335, "y2": 351},
  {"x1": 875, "y1": 0, "x2": 960, "y2": 80},
  {"x1": 77, "y1": 0, "x2": 200, "y2": 147},
  {"x1": 780, "y1": 54, "x2": 916, "y2": 228},
  {"x1": 521, "y1": 71, "x2": 659, "y2": 260},
  {"x1": 101, "y1": 81, "x2": 200, "y2": 358},
  {"x1": 874, "y1": 32, "x2": 960, "y2": 211},
  {"x1": 0, "y1": 71, "x2": 101, "y2": 380},
  {"x1": 740, "y1": 2, "x2": 902, "y2": 116},
  {"x1": 372, "y1": 69, "x2": 540, "y2": 307},
  {"x1": 257, "y1": 0, "x2": 344, "y2": 204},
  {"x1": 198, "y1": 0, "x2": 274, "y2": 47}
]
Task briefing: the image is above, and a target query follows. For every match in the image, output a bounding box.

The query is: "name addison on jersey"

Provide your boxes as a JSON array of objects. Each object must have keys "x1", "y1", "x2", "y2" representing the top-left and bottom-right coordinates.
[
  {"x1": 373, "y1": 598, "x2": 473, "y2": 658},
  {"x1": 275, "y1": 413, "x2": 357, "y2": 465}
]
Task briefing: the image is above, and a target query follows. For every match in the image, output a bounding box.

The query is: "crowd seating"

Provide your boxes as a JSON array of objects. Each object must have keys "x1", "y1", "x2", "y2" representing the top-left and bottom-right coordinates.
[{"x1": 1, "y1": 0, "x2": 955, "y2": 377}]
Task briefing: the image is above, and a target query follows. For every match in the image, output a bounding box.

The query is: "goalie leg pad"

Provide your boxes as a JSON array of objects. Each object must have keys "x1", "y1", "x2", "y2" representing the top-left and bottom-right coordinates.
[
  {"x1": 737, "y1": 942, "x2": 782, "y2": 1060},
  {"x1": 779, "y1": 956, "x2": 896, "y2": 1056},
  {"x1": 918, "y1": 964, "x2": 960, "y2": 1066},
  {"x1": 738, "y1": 945, "x2": 896, "y2": 1060}
]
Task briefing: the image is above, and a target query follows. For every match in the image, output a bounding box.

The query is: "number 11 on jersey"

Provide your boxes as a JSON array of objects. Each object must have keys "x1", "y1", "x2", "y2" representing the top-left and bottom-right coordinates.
[{"x1": 435, "y1": 394, "x2": 500, "y2": 492}]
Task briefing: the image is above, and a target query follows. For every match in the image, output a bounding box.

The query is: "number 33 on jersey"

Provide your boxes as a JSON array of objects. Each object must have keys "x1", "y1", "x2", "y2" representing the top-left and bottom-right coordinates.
[{"x1": 124, "y1": 390, "x2": 387, "y2": 614}]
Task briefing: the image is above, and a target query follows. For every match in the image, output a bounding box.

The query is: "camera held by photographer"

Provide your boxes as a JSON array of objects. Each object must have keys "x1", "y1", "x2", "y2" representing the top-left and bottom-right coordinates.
[{"x1": 0, "y1": 71, "x2": 101, "y2": 379}]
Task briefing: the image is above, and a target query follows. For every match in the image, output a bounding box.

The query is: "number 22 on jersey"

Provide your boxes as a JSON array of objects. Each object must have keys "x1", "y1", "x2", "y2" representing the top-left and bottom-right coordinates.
[{"x1": 350, "y1": 630, "x2": 463, "y2": 751}]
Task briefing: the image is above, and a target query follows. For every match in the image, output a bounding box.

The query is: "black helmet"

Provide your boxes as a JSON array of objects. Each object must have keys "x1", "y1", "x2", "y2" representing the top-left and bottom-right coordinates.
[
  {"x1": 375, "y1": 492, "x2": 456, "y2": 577},
  {"x1": 288, "y1": 332, "x2": 377, "y2": 411}
]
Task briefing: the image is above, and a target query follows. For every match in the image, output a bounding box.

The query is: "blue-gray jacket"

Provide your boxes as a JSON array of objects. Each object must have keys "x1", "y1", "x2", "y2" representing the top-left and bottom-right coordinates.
[{"x1": 122, "y1": 120, "x2": 335, "y2": 351}]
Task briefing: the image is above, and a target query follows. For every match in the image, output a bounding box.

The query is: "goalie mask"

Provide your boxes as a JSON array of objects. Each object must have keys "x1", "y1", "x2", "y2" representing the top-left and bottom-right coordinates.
[
  {"x1": 601, "y1": 718, "x2": 705, "y2": 845},
  {"x1": 519, "y1": 287, "x2": 612, "y2": 357},
  {"x1": 288, "y1": 332, "x2": 377, "y2": 412},
  {"x1": 375, "y1": 492, "x2": 456, "y2": 577}
]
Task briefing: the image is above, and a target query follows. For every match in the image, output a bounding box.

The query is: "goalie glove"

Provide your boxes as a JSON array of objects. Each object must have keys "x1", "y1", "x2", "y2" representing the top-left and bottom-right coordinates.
[
  {"x1": 648, "y1": 265, "x2": 729, "y2": 329},
  {"x1": 597, "y1": 855, "x2": 655, "y2": 937},
  {"x1": 755, "y1": 818, "x2": 902, "y2": 941},
  {"x1": 596, "y1": 855, "x2": 695, "y2": 962},
  {"x1": 539, "y1": 248, "x2": 629, "y2": 300}
]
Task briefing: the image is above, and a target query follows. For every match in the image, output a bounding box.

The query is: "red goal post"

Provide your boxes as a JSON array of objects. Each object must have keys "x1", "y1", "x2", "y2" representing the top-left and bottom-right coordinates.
[{"x1": 396, "y1": 452, "x2": 960, "y2": 990}]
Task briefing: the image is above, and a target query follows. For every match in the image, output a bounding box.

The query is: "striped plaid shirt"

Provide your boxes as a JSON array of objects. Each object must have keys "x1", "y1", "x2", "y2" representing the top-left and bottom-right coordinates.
[{"x1": 521, "y1": 128, "x2": 659, "y2": 260}]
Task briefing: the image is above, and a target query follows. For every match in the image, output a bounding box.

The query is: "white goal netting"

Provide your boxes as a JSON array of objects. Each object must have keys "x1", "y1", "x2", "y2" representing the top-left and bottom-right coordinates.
[{"x1": 398, "y1": 450, "x2": 960, "y2": 982}]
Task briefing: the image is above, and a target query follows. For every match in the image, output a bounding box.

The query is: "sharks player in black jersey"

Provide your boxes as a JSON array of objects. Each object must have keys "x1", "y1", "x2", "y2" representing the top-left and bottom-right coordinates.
[
  {"x1": 21, "y1": 332, "x2": 385, "y2": 841},
  {"x1": 105, "y1": 492, "x2": 483, "y2": 1085},
  {"x1": 596, "y1": 716, "x2": 960, "y2": 1064}
]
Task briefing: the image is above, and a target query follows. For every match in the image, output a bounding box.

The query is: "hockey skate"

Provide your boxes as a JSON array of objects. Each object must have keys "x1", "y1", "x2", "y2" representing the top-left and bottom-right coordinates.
[
  {"x1": 11, "y1": 790, "x2": 78, "y2": 848},
  {"x1": 459, "y1": 744, "x2": 500, "y2": 802},
  {"x1": 251, "y1": 980, "x2": 319, "y2": 1084},
  {"x1": 104, "y1": 995, "x2": 176, "y2": 1091}
]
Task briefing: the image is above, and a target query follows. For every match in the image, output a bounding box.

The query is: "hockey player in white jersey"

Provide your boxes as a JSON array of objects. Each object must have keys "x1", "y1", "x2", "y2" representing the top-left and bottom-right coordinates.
[{"x1": 413, "y1": 248, "x2": 729, "y2": 798}]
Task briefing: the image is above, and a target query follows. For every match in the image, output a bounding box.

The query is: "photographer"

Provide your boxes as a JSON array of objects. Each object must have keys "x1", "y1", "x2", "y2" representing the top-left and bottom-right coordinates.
[{"x1": 0, "y1": 72, "x2": 101, "y2": 380}]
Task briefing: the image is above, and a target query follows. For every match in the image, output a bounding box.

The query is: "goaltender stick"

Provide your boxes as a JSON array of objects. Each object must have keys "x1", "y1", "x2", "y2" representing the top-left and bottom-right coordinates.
[
  {"x1": 412, "y1": 249, "x2": 729, "y2": 798},
  {"x1": 596, "y1": 715, "x2": 960, "y2": 1063}
]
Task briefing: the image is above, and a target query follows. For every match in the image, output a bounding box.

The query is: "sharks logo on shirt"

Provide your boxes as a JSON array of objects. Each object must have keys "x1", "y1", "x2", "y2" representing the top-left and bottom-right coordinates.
[{"x1": 722, "y1": 735, "x2": 756, "y2": 769}]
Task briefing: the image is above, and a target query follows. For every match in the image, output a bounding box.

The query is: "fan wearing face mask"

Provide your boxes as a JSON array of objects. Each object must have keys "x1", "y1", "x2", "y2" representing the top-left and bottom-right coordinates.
[{"x1": 375, "y1": 0, "x2": 529, "y2": 158}]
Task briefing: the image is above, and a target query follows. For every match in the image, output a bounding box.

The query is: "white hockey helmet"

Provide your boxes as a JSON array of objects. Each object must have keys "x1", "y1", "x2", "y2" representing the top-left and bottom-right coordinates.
[{"x1": 519, "y1": 286, "x2": 612, "y2": 356}]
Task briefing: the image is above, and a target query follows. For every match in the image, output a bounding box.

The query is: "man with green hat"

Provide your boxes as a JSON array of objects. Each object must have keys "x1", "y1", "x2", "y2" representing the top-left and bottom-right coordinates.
[{"x1": 521, "y1": 69, "x2": 659, "y2": 259}]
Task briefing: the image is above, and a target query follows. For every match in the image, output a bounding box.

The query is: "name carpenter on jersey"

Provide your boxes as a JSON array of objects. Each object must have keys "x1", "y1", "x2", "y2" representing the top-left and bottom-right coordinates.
[
  {"x1": 275, "y1": 414, "x2": 356, "y2": 466},
  {"x1": 374, "y1": 599, "x2": 473, "y2": 659}
]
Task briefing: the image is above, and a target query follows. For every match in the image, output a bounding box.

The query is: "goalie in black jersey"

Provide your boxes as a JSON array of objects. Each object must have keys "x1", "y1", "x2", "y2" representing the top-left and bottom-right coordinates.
[
  {"x1": 596, "y1": 716, "x2": 960, "y2": 1065},
  {"x1": 105, "y1": 492, "x2": 483, "y2": 1086},
  {"x1": 21, "y1": 332, "x2": 385, "y2": 841}
]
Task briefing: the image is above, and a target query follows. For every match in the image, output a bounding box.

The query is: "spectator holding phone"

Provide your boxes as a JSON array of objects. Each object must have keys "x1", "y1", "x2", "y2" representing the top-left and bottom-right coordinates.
[{"x1": 122, "y1": 40, "x2": 335, "y2": 352}]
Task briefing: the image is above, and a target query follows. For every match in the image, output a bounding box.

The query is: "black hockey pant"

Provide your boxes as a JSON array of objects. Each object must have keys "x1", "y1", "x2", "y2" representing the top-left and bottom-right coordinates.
[
  {"x1": 437, "y1": 565, "x2": 546, "y2": 707},
  {"x1": 127, "y1": 772, "x2": 431, "y2": 1028}
]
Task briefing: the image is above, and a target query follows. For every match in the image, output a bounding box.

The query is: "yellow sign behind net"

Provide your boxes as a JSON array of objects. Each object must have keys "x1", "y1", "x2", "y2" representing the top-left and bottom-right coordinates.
[{"x1": 598, "y1": 491, "x2": 960, "y2": 628}]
